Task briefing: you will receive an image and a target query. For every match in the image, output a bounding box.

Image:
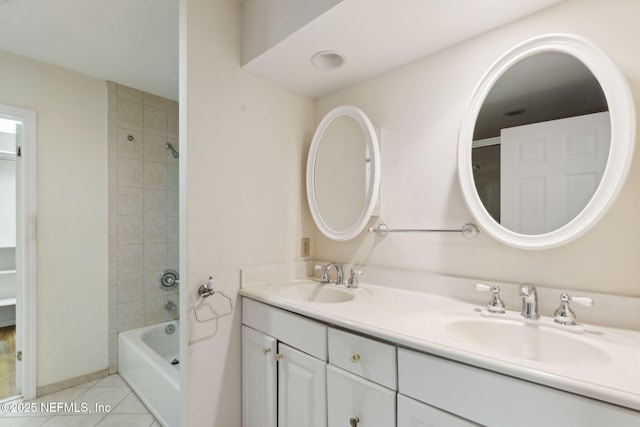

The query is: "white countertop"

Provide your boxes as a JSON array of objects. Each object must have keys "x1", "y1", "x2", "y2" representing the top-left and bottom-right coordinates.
[{"x1": 240, "y1": 277, "x2": 640, "y2": 412}]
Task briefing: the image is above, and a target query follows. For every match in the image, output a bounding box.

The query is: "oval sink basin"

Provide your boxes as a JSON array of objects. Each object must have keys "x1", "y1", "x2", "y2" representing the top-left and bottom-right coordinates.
[
  {"x1": 273, "y1": 281, "x2": 355, "y2": 303},
  {"x1": 445, "y1": 319, "x2": 611, "y2": 366}
]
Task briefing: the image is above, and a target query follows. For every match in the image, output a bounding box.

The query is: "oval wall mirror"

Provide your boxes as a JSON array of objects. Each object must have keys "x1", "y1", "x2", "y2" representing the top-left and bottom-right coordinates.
[
  {"x1": 458, "y1": 34, "x2": 635, "y2": 249},
  {"x1": 307, "y1": 105, "x2": 381, "y2": 241}
]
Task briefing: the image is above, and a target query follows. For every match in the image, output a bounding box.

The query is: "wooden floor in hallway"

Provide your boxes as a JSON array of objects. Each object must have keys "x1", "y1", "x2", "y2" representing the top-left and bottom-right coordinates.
[{"x1": 0, "y1": 326, "x2": 16, "y2": 401}]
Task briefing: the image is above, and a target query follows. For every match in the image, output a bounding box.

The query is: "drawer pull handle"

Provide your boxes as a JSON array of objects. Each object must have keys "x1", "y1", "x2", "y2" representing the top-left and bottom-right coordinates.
[
  {"x1": 275, "y1": 353, "x2": 284, "y2": 361},
  {"x1": 350, "y1": 417, "x2": 360, "y2": 426},
  {"x1": 350, "y1": 353, "x2": 361, "y2": 363},
  {"x1": 263, "y1": 347, "x2": 271, "y2": 355}
]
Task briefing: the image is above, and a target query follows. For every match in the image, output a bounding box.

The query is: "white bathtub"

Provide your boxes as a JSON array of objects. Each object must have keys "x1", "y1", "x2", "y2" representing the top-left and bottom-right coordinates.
[{"x1": 119, "y1": 320, "x2": 180, "y2": 427}]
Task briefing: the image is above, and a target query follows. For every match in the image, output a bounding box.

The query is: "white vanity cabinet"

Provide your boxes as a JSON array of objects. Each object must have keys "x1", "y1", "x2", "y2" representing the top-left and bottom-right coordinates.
[
  {"x1": 242, "y1": 299, "x2": 327, "y2": 427},
  {"x1": 327, "y1": 328, "x2": 397, "y2": 427},
  {"x1": 398, "y1": 348, "x2": 640, "y2": 427}
]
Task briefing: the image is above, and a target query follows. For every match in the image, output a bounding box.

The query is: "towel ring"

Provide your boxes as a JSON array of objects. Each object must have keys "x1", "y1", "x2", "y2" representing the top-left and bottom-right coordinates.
[{"x1": 194, "y1": 277, "x2": 233, "y2": 323}]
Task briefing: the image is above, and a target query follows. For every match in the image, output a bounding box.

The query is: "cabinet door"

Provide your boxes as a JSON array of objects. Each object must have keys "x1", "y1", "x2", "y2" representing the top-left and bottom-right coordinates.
[
  {"x1": 327, "y1": 365, "x2": 395, "y2": 427},
  {"x1": 242, "y1": 326, "x2": 277, "y2": 427},
  {"x1": 397, "y1": 394, "x2": 478, "y2": 427},
  {"x1": 278, "y1": 343, "x2": 327, "y2": 427}
]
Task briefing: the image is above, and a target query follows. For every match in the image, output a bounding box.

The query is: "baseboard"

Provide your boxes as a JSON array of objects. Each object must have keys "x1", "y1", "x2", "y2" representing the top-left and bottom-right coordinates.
[{"x1": 36, "y1": 369, "x2": 109, "y2": 397}]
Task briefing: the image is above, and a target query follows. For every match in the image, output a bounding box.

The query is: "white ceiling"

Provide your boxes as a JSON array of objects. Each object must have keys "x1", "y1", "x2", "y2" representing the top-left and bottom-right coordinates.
[
  {"x1": 243, "y1": 0, "x2": 564, "y2": 99},
  {"x1": 0, "y1": 0, "x2": 563, "y2": 102},
  {"x1": 0, "y1": 0, "x2": 179, "y2": 100}
]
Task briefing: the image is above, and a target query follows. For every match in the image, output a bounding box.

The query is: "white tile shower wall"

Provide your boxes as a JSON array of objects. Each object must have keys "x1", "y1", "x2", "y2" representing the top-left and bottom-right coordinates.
[{"x1": 108, "y1": 82, "x2": 179, "y2": 374}]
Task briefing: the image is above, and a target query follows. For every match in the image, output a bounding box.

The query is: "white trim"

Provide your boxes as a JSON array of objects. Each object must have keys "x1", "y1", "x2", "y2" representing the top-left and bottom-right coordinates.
[
  {"x1": 178, "y1": 0, "x2": 188, "y2": 426},
  {"x1": 472, "y1": 137, "x2": 500, "y2": 149},
  {"x1": 306, "y1": 105, "x2": 381, "y2": 241},
  {"x1": 458, "y1": 33, "x2": 635, "y2": 250},
  {"x1": 0, "y1": 104, "x2": 37, "y2": 399}
]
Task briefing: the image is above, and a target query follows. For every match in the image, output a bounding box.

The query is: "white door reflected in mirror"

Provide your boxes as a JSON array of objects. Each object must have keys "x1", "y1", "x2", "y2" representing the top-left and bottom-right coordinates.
[{"x1": 500, "y1": 112, "x2": 610, "y2": 235}]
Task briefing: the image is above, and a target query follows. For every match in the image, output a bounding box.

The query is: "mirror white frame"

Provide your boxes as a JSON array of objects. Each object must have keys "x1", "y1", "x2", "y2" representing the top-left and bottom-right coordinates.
[
  {"x1": 458, "y1": 34, "x2": 635, "y2": 249},
  {"x1": 307, "y1": 105, "x2": 381, "y2": 241}
]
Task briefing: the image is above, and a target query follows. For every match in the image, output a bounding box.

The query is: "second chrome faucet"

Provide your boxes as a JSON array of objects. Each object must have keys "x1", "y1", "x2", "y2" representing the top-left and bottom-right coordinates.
[{"x1": 476, "y1": 283, "x2": 593, "y2": 326}]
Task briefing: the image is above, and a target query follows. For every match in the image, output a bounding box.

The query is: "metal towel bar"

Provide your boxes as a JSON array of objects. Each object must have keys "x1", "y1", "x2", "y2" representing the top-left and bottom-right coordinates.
[{"x1": 369, "y1": 223, "x2": 479, "y2": 238}]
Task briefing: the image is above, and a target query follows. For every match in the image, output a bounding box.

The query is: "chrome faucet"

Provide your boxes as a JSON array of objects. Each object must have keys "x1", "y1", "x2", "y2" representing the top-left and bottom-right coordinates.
[
  {"x1": 519, "y1": 284, "x2": 539, "y2": 319},
  {"x1": 314, "y1": 263, "x2": 345, "y2": 285}
]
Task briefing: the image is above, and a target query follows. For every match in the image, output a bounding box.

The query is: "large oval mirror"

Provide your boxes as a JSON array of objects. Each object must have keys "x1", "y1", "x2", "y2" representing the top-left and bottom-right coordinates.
[
  {"x1": 458, "y1": 34, "x2": 635, "y2": 249},
  {"x1": 307, "y1": 105, "x2": 381, "y2": 241}
]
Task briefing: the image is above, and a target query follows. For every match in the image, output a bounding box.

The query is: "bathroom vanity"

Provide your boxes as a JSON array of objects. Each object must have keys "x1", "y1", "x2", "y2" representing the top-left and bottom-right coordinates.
[
  {"x1": 239, "y1": 30, "x2": 640, "y2": 427},
  {"x1": 240, "y1": 269, "x2": 640, "y2": 427}
]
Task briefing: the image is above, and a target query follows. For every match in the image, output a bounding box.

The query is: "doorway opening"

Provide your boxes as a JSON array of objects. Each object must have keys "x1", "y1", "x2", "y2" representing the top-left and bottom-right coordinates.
[{"x1": 0, "y1": 105, "x2": 36, "y2": 402}]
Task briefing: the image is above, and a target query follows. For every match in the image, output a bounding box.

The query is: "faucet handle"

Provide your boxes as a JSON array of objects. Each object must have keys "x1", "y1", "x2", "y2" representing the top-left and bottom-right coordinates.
[
  {"x1": 568, "y1": 294, "x2": 594, "y2": 307},
  {"x1": 314, "y1": 264, "x2": 330, "y2": 283},
  {"x1": 554, "y1": 293, "x2": 593, "y2": 326},
  {"x1": 475, "y1": 283, "x2": 505, "y2": 314},
  {"x1": 346, "y1": 268, "x2": 363, "y2": 289},
  {"x1": 475, "y1": 283, "x2": 491, "y2": 292}
]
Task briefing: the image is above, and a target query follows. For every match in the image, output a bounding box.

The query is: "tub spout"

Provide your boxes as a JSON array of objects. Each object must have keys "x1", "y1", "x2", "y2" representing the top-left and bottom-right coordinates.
[{"x1": 164, "y1": 300, "x2": 177, "y2": 312}]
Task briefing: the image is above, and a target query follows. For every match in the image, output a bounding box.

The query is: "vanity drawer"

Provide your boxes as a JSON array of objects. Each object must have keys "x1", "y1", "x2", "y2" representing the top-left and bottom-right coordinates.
[
  {"x1": 398, "y1": 348, "x2": 640, "y2": 427},
  {"x1": 328, "y1": 328, "x2": 396, "y2": 389},
  {"x1": 397, "y1": 394, "x2": 478, "y2": 427},
  {"x1": 242, "y1": 298, "x2": 327, "y2": 360},
  {"x1": 327, "y1": 365, "x2": 395, "y2": 427}
]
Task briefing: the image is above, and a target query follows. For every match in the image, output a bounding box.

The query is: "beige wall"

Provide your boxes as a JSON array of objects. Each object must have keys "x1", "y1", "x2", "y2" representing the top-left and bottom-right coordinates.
[
  {"x1": 183, "y1": 0, "x2": 314, "y2": 425},
  {"x1": 0, "y1": 50, "x2": 108, "y2": 387},
  {"x1": 314, "y1": 0, "x2": 640, "y2": 297}
]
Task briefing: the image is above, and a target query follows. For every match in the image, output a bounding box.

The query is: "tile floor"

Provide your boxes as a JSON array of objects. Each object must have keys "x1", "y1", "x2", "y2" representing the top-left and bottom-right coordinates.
[{"x1": 0, "y1": 374, "x2": 159, "y2": 426}]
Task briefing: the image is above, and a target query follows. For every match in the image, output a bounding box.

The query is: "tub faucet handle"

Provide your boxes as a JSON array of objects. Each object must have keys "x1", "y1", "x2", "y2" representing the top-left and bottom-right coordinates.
[{"x1": 475, "y1": 283, "x2": 505, "y2": 314}]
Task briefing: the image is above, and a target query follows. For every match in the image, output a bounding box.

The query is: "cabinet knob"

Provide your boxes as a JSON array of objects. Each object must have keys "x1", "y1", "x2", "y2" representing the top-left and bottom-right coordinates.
[
  {"x1": 263, "y1": 347, "x2": 271, "y2": 355},
  {"x1": 275, "y1": 353, "x2": 284, "y2": 361},
  {"x1": 350, "y1": 416, "x2": 360, "y2": 426},
  {"x1": 350, "y1": 353, "x2": 361, "y2": 363}
]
